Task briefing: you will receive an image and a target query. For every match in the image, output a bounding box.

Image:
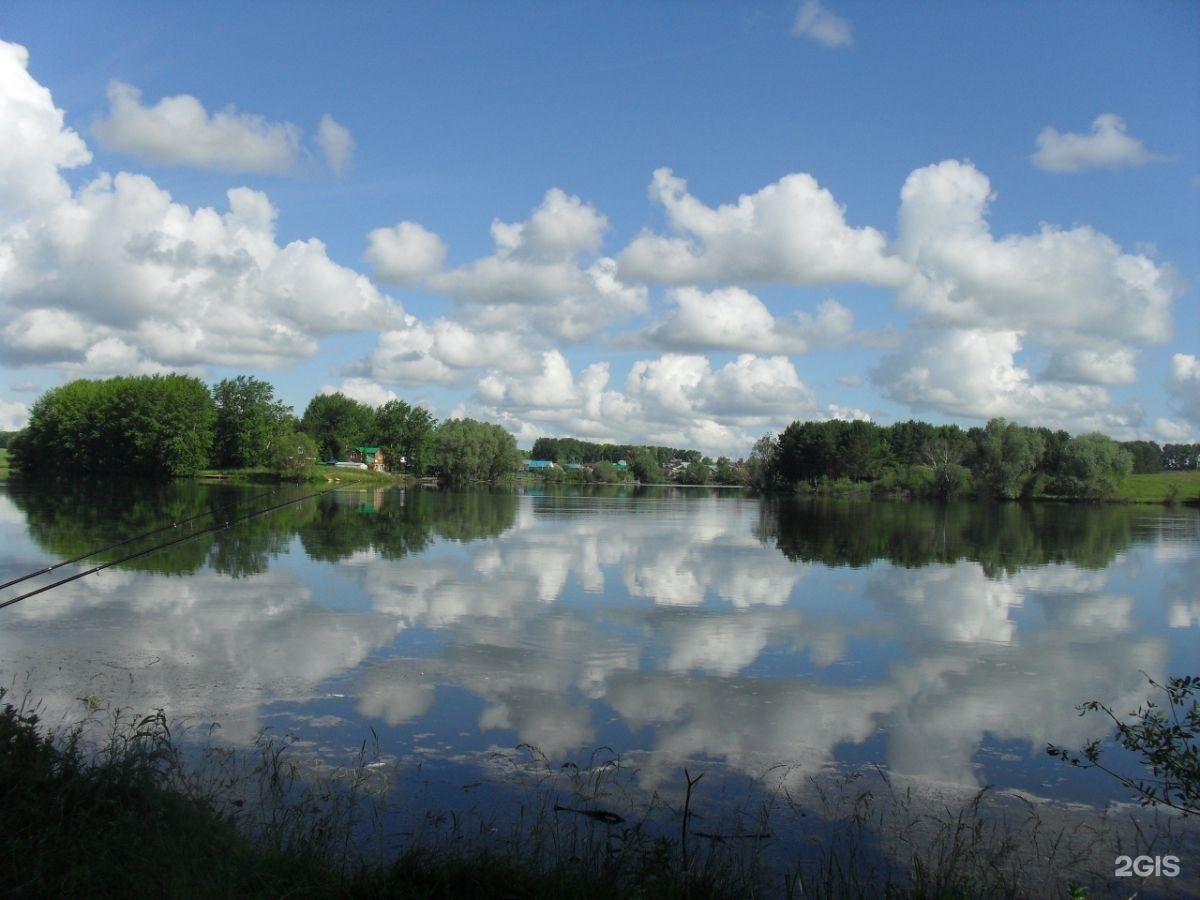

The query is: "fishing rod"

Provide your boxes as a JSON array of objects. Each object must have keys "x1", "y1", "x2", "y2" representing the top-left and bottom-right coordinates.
[
  {"x1": 0, "y1": 485, "x2": 285, "y2": 592},
  {"x1": 0, "y1": 487, "x2": 336, "y2": 612}
]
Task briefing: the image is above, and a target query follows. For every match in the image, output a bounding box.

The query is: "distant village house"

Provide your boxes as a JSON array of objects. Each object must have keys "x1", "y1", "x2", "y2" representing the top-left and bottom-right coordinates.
[{"x1": 348, "y1": 446, "x2": 387, "y2": 472}]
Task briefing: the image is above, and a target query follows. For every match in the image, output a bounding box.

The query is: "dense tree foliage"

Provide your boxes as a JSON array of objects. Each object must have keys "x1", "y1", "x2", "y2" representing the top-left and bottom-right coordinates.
[
  {"x1": 374, "y1": 400, "x2": 436, "y2": 474},
  {"x1": 530, "y1": 437, "x2": 700, "y2": 465},
  {"x1": 434, "y1": 418, "x2": 522, "y2": 482},
  {"x1": 755, "y1": 416, "x2": 1141, "y2": 501},
  {"x1": 1049, "y1": 434, "x2": 1133, "y2": 499},
  {"x1": 267, "y1": 429, "x2": 319, "y2": 478},
  {"x1": 970, "y1": 418, "x2": 1046, "y2": 499},
  {"x1": 714, "y1": 457, "x2": 737, "y2": 484},
  {"x1": 211, "y1": 376, "x2": 293, "y2": 468},
  {"x1": 590, "y1": 460, "x2": 632, "y2": 483},
  {"x1": 13, "y1": 375, "x2": 216, "y2": 477},
  {"x1": 1163, "y1": 443, "x2": 1200, "y2": 471},
  {"x1": 744, "y1": 434, "x2": 781, "y2": 490},
  {"x1": 628, "y1": 451, "x2": 664, "y2": 484},
  {"x1": 300, "y1": 393, "x2": 376, "y2": 461},
  {"x1": 1121, "y1": 440, "x2": 1163, "y2": 474},
  {"x1": 677, "y1": 459, "x2": 712, "y2": 485}
]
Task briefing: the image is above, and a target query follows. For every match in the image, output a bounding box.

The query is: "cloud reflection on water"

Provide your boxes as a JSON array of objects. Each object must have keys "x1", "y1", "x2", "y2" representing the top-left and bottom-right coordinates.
[{"x1": 0, "y1": 486, "x2": 1193, "y2": 800}]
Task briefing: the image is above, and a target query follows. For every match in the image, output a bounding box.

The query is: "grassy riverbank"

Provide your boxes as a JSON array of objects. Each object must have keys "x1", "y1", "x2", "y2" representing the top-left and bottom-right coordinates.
[
  {"x1": 1113, "y1": 470, "x2": 1200, "y2": 504},
  {"x1": 194, "y1": 465, "x2": 414, "y2": 487}
]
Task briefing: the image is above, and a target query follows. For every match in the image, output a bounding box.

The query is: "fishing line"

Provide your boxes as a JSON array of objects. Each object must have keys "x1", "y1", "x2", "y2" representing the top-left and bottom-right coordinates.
[
  {"x1": 0, "y1": 485, "x2": 285, "y2": 592},
  {"x1": 0, "y1": 487, "x2": 336, "y2": 612}
]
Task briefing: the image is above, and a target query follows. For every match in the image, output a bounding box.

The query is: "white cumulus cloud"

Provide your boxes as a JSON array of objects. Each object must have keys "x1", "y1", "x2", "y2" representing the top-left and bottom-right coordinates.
[
  {"x1": 792, "y1": 0, "x2": 854, "y2": 47},
  {"x1": 648, "y1": 287, "x2": 853, "y2": 354},
  {"x1": 896, "y1": 159, "x2": 1178, "y2": 346},
  {"x1": 1041, "y1": 344, "x2": 1138, "y2": 385},
  {"x1": 347, "y1": 317, "x2": 538, "y2": 387},
  {"x1": 365, "y1": 221, "x2": 447, "y2": 284},
  {"x1": 316, "y1": 114, "x2": 355, "y2": 178},
  {"x1": 424, "y1": 189, "x2": 645, "y2": 341},
  {"x1": 320, "y1": 378, "x2": 399, "y2": 408},
  {"x1": 1032, "y1": 114, "x2": 1161, "y2": 173},
  {"x1": 475, "y1": 351, "x2": 818, "y2": 456},
  {"x1": 0, "y1": 42, "x2": 401, "y2": 373},
  {"x1": 618, "y1": 167, "x2": 908, "y2": 286},
  {"x1": 872, "y1": 327, "x2": 1142, "y2": 434},
  {"x1": 0, "y1": 41, "x2": 91, "y2": 223},
  {"x1": 92, "y1": 80, "x2": 303, "y2": 174}
]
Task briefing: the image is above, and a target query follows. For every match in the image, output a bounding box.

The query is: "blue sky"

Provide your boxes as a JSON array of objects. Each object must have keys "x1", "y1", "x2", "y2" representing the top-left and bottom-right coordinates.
[{"x1": 1, "y1": 1, "x2": 1197, "y2": 453}]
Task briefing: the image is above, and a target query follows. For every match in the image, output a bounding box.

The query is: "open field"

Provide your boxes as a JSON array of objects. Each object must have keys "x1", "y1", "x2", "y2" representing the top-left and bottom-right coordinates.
[{"x1": 1115, "y1": 470, "x2": 1200, "y2": 504}]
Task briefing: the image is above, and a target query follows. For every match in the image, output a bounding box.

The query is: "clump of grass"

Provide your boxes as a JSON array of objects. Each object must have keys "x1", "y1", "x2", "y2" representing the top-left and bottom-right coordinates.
[{"x1": 772, "y1": 765, "x2": 1199, "y2": 899}]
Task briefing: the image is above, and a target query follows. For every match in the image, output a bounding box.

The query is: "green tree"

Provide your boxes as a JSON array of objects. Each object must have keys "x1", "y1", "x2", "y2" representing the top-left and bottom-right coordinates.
[
  {"x1": 629, "y1": 451, "x2": 663, "y2": 484},
  {"x1": 777, "y1": 420, "x2": 838, "y2": 488},
  {"x1": 590, "y1": 460, "x2": 633, "y2": 483},
  {"x1": 972, "y1": 418, "x2": 1045, "y2": 499},
  {"x1": 267, "y1": 429, "x2": 319, "y2": 479},
  {"x1": 922, "y1": 438, "x2": 971, "y2": 500},
  {"x1": 1049, "y1": 433, "x2": 1133, "y2": 499},
  {"x1": 1161, "y1": 443, "x2": 1199, "y2": 471},
  {"x1": 1120, "y1": 440, "x2": 1163, "y2": 474},
  {"x1": 433, "y1": 418, "x2": 521, "y2": 482},
  {"x1": 678, "y1": 459, "x2": 711, "y2": 485},
  {"x1": 374, "y1": 399, "x2": 436, "y2": 474},
  {"x1": 300, "y1": 393, "x2": 376, "y2": 461},
  {"x1": 745, "y1": 434, "x2": 780, "y2": 490},
  {"x1": 714, "y1": 456, "x2": 737, "y2": 484},
  {"x1": 211, "y1": 376, "x2": 292, "y2": 468},
  {"x1": 886, "y1": 420, "x2": 936, "y2": 466},
  {"x1": 836, "y1": 420, "x2": 888, "y2": 481},
  {"x1": 13, "y1": 375, "x2": 215, "y2": 477}
]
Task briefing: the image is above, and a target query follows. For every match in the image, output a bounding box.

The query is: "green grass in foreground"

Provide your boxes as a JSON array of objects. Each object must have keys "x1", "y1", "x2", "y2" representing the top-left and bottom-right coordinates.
[{"x1": 1115, "y1": 470, "x2": 1200, "y2": 504}]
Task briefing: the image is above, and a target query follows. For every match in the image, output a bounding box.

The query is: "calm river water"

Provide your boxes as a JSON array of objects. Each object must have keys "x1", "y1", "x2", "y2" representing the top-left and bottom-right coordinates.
[{"x1": 1, "y1": 481, "x2": 1197, "y2": 818}]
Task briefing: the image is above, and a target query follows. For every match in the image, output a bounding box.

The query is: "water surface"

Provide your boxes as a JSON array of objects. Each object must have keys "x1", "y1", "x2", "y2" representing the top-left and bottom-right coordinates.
[{"x1": 1, "y1": 481, "x2": 1196, "y2": 812}]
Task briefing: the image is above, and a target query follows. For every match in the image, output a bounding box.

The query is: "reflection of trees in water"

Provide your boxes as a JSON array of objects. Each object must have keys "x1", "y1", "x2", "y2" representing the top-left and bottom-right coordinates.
[
  {"x1": 297, "y1": 488, "x2": 519, "y2": 561},
  {"x1": 421, "y1": 489, "x2": 520, "y2": 543},
  {"x1": 10, "y1": 483, "x2": 519, "y2": 577},
  {"x1": 8, "y1": 480, "x2": 243, "y2": 576},
  {"x1": 758, "y1": 499, "x2": 1143, "y2": 574}
]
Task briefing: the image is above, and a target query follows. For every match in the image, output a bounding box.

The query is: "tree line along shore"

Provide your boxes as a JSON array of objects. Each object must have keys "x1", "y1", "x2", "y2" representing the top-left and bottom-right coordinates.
[{"x1": 1, "y1": 373, "x2": 1197, "y2": 502}]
